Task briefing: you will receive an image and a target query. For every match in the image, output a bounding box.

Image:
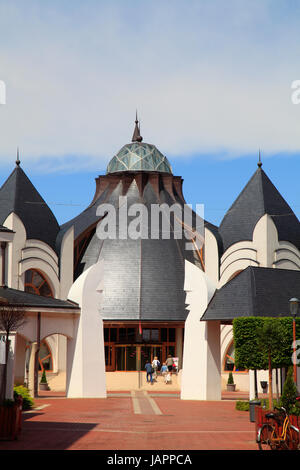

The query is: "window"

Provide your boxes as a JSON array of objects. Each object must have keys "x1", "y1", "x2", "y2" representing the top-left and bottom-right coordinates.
[
  {"x1": 142, "y1": 328, "x2": 159, "y2": 342},
  {"x1": 25, "y1": 269, "x2": 53, "y2": 297}
]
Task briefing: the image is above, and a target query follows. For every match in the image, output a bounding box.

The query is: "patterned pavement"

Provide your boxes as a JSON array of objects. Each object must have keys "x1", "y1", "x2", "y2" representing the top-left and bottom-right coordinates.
[{"x1": 0, "y1": 391, "x2": 259, "y2": 451}]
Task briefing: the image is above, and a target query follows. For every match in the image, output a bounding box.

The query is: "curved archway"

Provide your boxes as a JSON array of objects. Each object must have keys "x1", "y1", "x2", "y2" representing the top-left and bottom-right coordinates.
[
  {"x1": 38, "y1": 339, "x2": 53, "y2": 372},
  {"x1": 223, "y1": 341, "x2": 246, "y2": 372}
]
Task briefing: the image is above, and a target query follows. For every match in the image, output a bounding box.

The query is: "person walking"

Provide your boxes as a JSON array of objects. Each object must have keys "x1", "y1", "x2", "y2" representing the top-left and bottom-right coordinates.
[
  {"x1": 145, "y1": 359, "x2": 153, "y2": 384},
  {"x1": 152, "y1": 356, "x2": 160, "y2": 380},
  {"x1": 160, "y1": 362, "x2": 169, "y2": 383},
  {"x1": 166, "y1": 354, "x2": 174, "y2": 372}
]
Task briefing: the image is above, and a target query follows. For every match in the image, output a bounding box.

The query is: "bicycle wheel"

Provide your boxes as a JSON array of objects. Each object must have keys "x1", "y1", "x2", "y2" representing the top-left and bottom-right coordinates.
[
  {"x1": 284, "y1": 427, "x2": 300, "y2": 450},
  {"x1": 258, "y1": 424, "x2": 275, "y2": 450}
]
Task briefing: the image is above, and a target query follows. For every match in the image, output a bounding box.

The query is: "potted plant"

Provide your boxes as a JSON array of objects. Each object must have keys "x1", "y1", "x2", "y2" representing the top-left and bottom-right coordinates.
[
  {"x1": 0, "y1": 395, "x2": 23, "y2": 440},
  {"x1": 39, "y1": 370, "x2": 50, "y2": 391},
  {"x1": 227, "y1": 372, "x2": 236, "y2": 391}
]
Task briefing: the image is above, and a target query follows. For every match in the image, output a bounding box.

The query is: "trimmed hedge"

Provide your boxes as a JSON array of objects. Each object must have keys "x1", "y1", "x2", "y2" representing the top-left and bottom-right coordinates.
[
  {"x1": 236, "y1": 401, "x2": 249, "y2": 411},
  {"x1": 235, "y1": 398, "x2": 300, "y2": 414},
  {"x1": 233, "y1": 317, "x2": 300, "y2": 370}
]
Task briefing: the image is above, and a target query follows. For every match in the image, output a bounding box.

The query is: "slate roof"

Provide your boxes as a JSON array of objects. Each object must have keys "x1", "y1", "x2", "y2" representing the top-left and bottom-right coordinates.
[
  {"x1": 0, "y1": 166, "x2": 60, "y2": 252},
  {"x1": 218, "y1": 167, "x2": 300, "y2": 252},
  {"x1": 201, "y1": 266, "x2": 300, "y2": 321},
  {"x1": 59, "y1": 171, "x2": 205, "y2": 322},
  {"x1": 0, "y1": 286, "x2": 79, "y2": 310},
  {"x1": 81, "y1": 179, "x2": 202, "y2": 322}
]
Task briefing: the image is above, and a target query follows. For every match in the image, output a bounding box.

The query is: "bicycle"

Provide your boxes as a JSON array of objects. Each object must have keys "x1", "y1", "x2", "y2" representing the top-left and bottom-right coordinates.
[{"x1": 257, "y1": 406, "x2": 300, "y2": 450}]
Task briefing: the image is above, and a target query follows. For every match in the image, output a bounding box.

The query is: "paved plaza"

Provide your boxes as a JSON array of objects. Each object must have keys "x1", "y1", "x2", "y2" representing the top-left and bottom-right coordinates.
[{"x1": 0, "y1": 391, "x2": 258, "y2": 451}]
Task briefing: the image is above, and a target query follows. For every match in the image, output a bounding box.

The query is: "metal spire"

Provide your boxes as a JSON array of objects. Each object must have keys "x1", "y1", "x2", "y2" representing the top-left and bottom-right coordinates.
[
  {"x1": 257, "y1": 149, "x2": 262, "y2": 168},
  {"x1": 132, "y1": 111, "x2": 143, "y2": 143},
  {"x1": 16, "y1": 147, "x2": 20, "y2": 166}
]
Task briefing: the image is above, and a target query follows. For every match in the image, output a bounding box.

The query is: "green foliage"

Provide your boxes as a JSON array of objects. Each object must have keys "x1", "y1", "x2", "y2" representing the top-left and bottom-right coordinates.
[
  {"x1": 13, "y1": 385, "x2": 34, "y2": 411},
  {"x1": 287, "y1": 402, "x2": 300, "y2": 416},
  {"x1": 233, "y1": 317, "x2": 266, "y2": 370},
  {"x1": 235, "y1": 401, "x2": 249, "y2": 411},
  {"x1": 40, "y1": 370, "x2": 48, "y2": 384},
  {"x1": 233, "y1": 317, "x2": 300, "y2": 370},
  {"x1": 236, "y1": 398, "x2": 282, "y2": 412},
  {"x1": 280, "y1": 367, "x2": 298, "y2": 415},
  {"x1": 227, "y1": 372, "x2": 234, "y2": 384}
]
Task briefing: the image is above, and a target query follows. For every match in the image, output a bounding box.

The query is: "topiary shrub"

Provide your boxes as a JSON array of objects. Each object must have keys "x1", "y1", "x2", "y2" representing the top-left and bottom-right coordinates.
[
  {"x1": 280, "y1": 367, "x2": 298, "y2": 415},
  {"x1": 40, "y1": 370, "x2": 48, "y2": 384},
  {"x1": 14, "y1": 385, "x2": 34, "y2": 410},
  {"x1": 227, "y1": 372, "x2": 234, "y2": 385}
]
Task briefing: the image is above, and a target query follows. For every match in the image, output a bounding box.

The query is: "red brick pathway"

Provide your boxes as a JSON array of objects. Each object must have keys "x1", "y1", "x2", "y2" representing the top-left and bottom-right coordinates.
[{"x1": 0, "y1": 392, "x2": 258, "y2": 450}]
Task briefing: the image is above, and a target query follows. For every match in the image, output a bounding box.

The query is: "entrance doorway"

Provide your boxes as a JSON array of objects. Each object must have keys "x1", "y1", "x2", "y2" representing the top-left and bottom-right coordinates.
[{"x1": 114, "y1": 345, "x2": 163, "y2": 371}]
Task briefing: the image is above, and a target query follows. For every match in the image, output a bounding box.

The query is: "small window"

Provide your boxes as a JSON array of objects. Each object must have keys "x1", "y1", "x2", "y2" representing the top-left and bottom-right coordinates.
[
  {"x1": 161, "y1": 328, "x2": 168, "y2": 342},
  {"x1": 142, "y1": 329, "x2": 151, "y2": 341},
  {"x1": 25, "y1": 269, "x2": 53, "y2": 298},
  {"x1": 104, "y1": 328, "x2": 109, "y2": 342},
  {"x1": 169, "y1": 328, "x2": 175, "y2": 342},
  {"x1": 110, "y1": 328, "x2": 117, "y2": 342}
]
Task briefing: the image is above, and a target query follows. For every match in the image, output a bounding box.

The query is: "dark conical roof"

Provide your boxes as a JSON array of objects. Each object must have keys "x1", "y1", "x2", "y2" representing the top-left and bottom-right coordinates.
[
  {"x1": 219, "y1": 167, "x2": 300, "y2": 252},
  {"x1": 0, "y1": 165, "x2": 60, "y2": 251},
  {"x1": 201, "y1": 266, "x2": 300, "y2": 321},
  {"x1": 58, "y1": 171, "x2": 204, "y2": 322}
]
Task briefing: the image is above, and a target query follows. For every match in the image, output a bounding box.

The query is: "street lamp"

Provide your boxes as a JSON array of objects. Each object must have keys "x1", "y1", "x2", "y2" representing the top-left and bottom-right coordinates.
[{"x1": 289, "y1": 298, "x2": 299, "y2": 385}]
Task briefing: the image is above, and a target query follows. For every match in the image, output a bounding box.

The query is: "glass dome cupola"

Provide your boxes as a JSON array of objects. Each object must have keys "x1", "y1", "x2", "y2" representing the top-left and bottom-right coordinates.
[{"x1": 106, "y1": 115, "x2": 173, "y2": 175}]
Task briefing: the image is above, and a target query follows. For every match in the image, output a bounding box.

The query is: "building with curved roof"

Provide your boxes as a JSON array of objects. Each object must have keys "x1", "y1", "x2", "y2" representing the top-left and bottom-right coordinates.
[
  {"x1": 56, "y1": 118, "x2": 204, "y2": 372},
  {"x1": 0, "y1": 119, "x2": 299, "y2": 400}
]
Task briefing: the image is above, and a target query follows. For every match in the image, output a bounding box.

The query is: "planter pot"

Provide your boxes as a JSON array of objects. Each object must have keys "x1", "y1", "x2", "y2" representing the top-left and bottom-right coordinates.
[
  {"x1": 39, "y1": 382, "x2": 50, "y2": 391},
  {"x1": 260, "y1": 381, "x2": 268, "y2": 393},
  {"x1": 227, "y1": 384, "x2": 236, "y2": 392},
  {"x1": 0, "y1": 397, "x2": 23, "y2": 440}
]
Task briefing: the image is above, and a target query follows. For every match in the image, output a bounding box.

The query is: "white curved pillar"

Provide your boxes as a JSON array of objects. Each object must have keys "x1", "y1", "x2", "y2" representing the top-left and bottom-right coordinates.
[{"x1": 66, "y1": 260, "x2": 106, "y2": 398}]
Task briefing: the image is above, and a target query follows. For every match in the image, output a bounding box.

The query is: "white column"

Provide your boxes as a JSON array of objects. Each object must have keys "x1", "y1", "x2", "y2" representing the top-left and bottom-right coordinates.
[
  {"x1": 28, "y1": 342, "x2": 37, "y2": 397},
  {"x1": 5, "y1": 333, "x2": 17, "y2": 399},
  {"x1": 249, "y1": 370, "x2": 255, "y2": 401},
  {"x1": 66, "y1": 261, "x2": 106, "y2": 398},
  {"x1": 205, "y1": 321, "x2": 221, "y2": 400},
  {"x1": 181, "y1": 261, "x2": 218, "y2": 400}
]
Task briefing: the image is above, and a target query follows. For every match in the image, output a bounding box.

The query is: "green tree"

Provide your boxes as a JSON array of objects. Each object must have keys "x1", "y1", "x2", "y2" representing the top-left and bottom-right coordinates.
[
  {"x1": 281, "y1": 367, "x2": 298, "y2": 414},
  {"x1": 234, "y1": 317, "x2": 300, "y2": 402},
  {"x1": 256, "y1": 319, "x2": 282, "y2": 410}
]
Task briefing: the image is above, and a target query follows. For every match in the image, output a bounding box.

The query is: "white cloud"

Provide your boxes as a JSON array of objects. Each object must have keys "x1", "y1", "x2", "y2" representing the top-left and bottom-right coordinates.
[{"x1": 0, "y1": 0, "x2": 300, "y2": 172}]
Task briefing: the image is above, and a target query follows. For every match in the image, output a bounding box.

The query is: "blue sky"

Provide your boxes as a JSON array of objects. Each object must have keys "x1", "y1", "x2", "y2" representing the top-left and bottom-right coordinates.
[{"x1": 0, "y1": 0, "x2": 299, "y2": 226}]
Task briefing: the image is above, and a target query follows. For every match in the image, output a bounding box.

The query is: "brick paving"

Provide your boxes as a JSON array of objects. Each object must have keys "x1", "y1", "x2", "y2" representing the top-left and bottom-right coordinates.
[{"x1": 0, "y1": 391, "x2": 258, "y2": 451}]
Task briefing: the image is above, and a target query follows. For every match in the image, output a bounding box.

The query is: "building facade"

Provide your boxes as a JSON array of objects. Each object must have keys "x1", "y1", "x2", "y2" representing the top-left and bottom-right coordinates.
[{"x1": 0, "y1": 121, "x2": 299, "y2": 398}]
